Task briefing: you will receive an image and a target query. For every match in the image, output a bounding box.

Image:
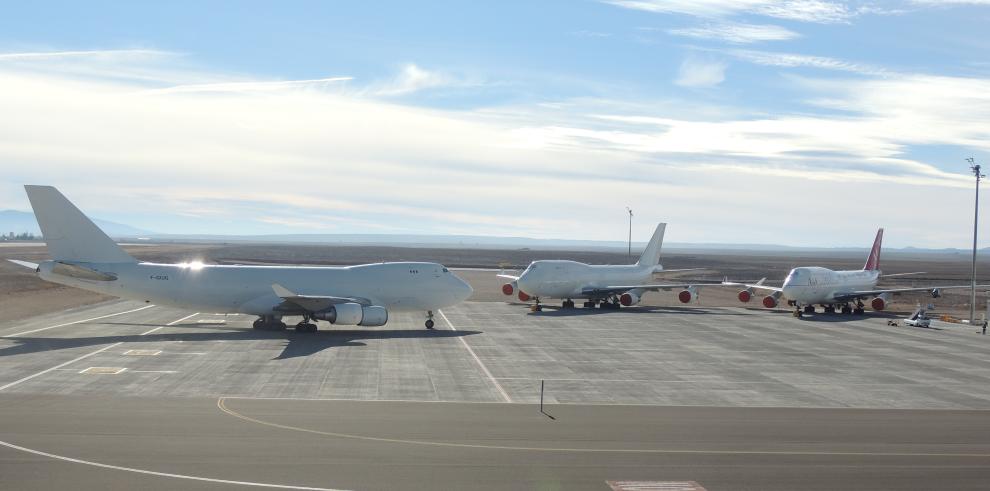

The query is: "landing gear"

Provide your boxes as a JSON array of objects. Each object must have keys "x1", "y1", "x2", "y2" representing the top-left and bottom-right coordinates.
[
  {"x1": 583, "y1": 300, "x2": 597, "y2": 308},
  {"x1": 294, "y1": 314, "x2": 318, "y2": 333},
  {"x1": 793, "y1": 308, "x2": 803, "y2": 318},
  {"x1": 530, "y1": 299, "x2": 543, "y2": 312},
  {"x1": 600, "y1": 299, "x2": 620, "y2": 310},
  {"x1": 252, "y1": 315, "x2": 286, "y2": 331},
  {"x1": 823, "y1": 305, "x2": 836, "y2": 314},
  {"x1": 853, "y1": 302, "x2": 865, "y2": 315},
  {"x1": 841, "y1": 304, "x2": 852, "y2": 314},
  {"x1": 562, "y1": 299, "x2": 575, "y2": 309},
  {"x1": 425, "y1": 311, "x2": 436, "y2": 329},
  {"x1": 803, "y1": 305, "x2": 816, "y2": 314}
]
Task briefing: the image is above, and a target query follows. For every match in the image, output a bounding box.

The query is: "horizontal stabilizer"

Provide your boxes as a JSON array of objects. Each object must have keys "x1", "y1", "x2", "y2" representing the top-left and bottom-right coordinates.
[
  {"x1": 7, "y1": 259, "x2": 39, "y2": 270},
  {"x1": 52, "y1": 261, "x2": 117, "y2": 281}
]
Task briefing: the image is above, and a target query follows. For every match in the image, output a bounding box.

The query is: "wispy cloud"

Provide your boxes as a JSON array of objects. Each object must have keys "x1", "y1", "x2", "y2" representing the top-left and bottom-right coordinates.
[
  {"x1": 605, "y1": 0, "x2": 854, "y2": 24},
  {"x1": 0, "y1": 49, "x2": 173, "y2": 61},
  {"x1": 668, "y1": 22, "x2": 799, "y2": 43},
  {"x1": 366, "y1": 63, "x2": 477, "y2": 97},
  {"x1": 728, "y1": 48, "x2": 891, "y2": 76},
  {"x1": 146, "y1": 77, "x2": 353, "y2": 94},
  {"x1": 674, "y1": 57, "x2": 728, "y2": 87}
]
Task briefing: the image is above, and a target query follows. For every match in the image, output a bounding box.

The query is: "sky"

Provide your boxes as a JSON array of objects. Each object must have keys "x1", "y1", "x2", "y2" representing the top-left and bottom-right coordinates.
[{"x1": 1, "y1": 0, "x2": 990, "y2": 247}]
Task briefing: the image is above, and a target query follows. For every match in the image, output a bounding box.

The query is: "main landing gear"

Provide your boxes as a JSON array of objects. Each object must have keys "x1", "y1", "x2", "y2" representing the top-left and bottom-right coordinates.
[
  {"x1": 853, "y1": 301, "x2": 865, "y2": 315},
  {"x1": 425, "y1": 311, "x2": 435, "y2": 329},
  {"x1": 295, "y1": 314, "x2": 318, "y2": 333},
  {"x1": 562, "y1": 299, "x2": 576, "y2": 309},
  {"x1": 803, "y1": 305, "x2": 816, "y2": 314},
  {"x1": 600, "y1": 298, "x2": 620, "y2": 310},
  {"x1": 253, "y1": 315, "x2": 287, "y2": 331},
  {"x1": 583, "y1": 300, "x2": 596, "y2": 308}
]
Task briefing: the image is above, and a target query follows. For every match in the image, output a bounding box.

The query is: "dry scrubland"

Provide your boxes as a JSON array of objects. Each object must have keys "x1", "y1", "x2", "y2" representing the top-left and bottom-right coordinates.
[{"x1": 1, "y1": 242, "x2": 988, "y2": 323}]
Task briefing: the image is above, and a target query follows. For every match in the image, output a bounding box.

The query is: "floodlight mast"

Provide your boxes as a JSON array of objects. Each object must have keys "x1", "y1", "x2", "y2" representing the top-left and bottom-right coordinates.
[{"x1": 968, "y1": 158, "x2": 984, "y2": 325}]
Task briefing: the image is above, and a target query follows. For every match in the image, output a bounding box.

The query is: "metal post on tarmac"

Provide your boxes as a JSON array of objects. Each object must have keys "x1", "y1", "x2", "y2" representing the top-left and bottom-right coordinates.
[
  {"x1": 968, "y1": 158, "x2": 984, "y2": 326},
  {"x1": 540, "y1": 379, "x2": 555, "y2": 420},
  {"x1": 626, "y1": 207, "x2": 633, "y2": 261}
]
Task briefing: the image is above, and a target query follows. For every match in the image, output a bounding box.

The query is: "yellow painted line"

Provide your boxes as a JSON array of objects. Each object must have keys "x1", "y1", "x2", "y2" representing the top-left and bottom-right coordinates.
[{"x1": 215, "y1": 398, "x2": 990, "y2": 458}]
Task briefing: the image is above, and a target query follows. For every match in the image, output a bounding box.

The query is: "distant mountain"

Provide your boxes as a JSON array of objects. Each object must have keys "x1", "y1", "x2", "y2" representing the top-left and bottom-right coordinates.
[{"x1": 0, "y1": 210, "x2": 152, "y2": 238}]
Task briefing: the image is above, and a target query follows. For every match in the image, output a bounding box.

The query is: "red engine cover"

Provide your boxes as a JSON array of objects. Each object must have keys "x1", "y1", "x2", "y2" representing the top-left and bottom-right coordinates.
[
  {"x1": 518, "y1": 291, "x2": 530, "y2": 302},
  {"x1": 620, "y1": 293, "x2": 633, "y2": 306},
  {"x1": 501, "y1": 283, "x2": 514, "y2": 296},
  {"x1": 871, "y1": 297, "x2": 886, "y2": 311},
  {"x1": 762, "y1": 296, "x2": 777, "y2": 308},
  {"x1": 678, "y1": 290, "x2": 692, "y2": 303},
  {"x1": 738, "y1": 290, "x2": 752, "y2": 303}
]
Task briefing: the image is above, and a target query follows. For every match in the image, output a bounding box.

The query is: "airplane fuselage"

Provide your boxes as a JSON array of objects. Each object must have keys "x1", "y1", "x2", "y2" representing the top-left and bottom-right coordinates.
[
  {"x1": 515, "y1": 260, "x2": 655, "y2": 299},
  {"x1": 780, "y1": 266, "x2": 880, "y2": 305},
  {"x1": 36, "y1": 260, "x2": 473, "y2": 316}
]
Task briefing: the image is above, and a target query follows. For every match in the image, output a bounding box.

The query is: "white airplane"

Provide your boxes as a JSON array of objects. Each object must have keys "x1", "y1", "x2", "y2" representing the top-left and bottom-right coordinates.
[
  {"x1": 498, "y1": 223, "x2": 713, "y2": 311},
  {"x1": 727, "y1": 228, "x2": 984, "y2": 317},
  {"x1": 9, "y1": 186, "x2": 473, "y2": 331}
]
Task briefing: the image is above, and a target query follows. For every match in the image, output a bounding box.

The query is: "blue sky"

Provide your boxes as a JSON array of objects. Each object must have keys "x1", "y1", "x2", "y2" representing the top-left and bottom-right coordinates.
[{"x1": 2, "y1": 1, "x2": 990, "y2": 247}]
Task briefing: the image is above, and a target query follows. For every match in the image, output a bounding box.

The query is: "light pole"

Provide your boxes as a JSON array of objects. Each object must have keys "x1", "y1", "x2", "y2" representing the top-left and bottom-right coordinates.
[
  {"x1": 625, "y1": 207, "x2": 633, "y2": 261},
  {"x1": 968, "y1": 158, "x2": 984, "y2": 325}
]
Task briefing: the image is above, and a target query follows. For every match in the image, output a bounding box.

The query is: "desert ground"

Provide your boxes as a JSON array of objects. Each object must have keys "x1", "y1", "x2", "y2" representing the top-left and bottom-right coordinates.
[{"x1": 3, "y1": 241, "x2": 989, "y2": 323}]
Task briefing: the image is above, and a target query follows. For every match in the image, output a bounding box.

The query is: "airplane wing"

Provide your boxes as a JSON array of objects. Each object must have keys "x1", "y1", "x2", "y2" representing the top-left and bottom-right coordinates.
[
  {"x1": 721, "y1": 278, "x2": 782, "y2": 293},
  {"x1": 831, "y1": 285, "x2": 990, "y2": 303},
  {"x1": 581, "y1": 282, "x2": 723, "y2": 297},
  {"x1": 653, "y1": 268, "x2": 708, "y2": 275},
  {"x1": 882, "y1": 272, "x2": 927, "y2": 278},
  {"x1": 496, "y1": 274, "x2": 520, "y2": 281},
  {"x1": 271, "y1": 283, "x2": 370, "y2": 312},
  {"x1": 7, "y1": 259, "x2": 39, "y2": 270}
]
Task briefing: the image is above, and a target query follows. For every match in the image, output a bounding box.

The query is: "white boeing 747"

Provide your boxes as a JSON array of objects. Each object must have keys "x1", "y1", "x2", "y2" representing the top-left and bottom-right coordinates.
[
  {"x1": 9, "y1": 186, "x2": 473, "y2": 331},
  {"x1": 498, "y1": 223, "x2": 713, "y2": 311},
  {"x1": 727, "y1": 228, "x2": 984, "y2": 317}
]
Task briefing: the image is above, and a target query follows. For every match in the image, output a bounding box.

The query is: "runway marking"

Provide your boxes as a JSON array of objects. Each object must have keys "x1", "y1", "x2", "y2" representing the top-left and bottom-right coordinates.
[
  {"x1": 215, "y1": 398, "x2": 990, "y2": 458},
  {"x1": 0, "y1": 312, "x2": 199, "y2": 392},
  {"x1": 79, "y1": 367, "x2": 126, "y2": 375},
  {"x1": 0, "y1": 439, "x2": 347, "y2": 490},
  {"x1": 140, "y1": 312, "x2": 199, "y2": 335},
  {"x1": 124, "y1": 349, "x2": 162, "y2": 356},
  {"x1": 6, "y1": 304, "x2": 155, "y2": 337},
  {"x1": 0, "y1": 343, "x2": 123, "y2": 392},
  {"x1": 437, "y1": 309, "x2": 511, "y2": 403}
]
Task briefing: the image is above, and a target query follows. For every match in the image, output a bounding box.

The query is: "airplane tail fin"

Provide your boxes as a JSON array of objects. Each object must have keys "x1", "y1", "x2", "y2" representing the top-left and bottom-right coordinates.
[
  {"x1": 636, "y1": 223, "x2": 667, "y2": 267},
  {"x1": 863, "y1": 228, "x2": 883, "y2": 271},
  {"x1": 24, "y1": 185, "x2": 135, "y2": 264}
]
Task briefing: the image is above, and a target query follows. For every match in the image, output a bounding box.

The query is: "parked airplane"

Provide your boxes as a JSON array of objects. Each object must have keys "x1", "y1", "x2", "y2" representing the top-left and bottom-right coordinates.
[
  {"x1": 498, "y1": 223, "x2": 714, "y2": 311},
  {"x1": 9, "y1": 186, "x2": 473, "y2": 331},
  {"x1": 727, "y1": 228, "x2": 983, "y2": 317}
]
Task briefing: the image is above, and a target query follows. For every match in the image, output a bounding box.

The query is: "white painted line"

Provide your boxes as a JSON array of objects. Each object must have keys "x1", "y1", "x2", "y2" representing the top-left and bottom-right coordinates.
[
  {"x1": 7, "y1": 305, "x2": 155, "y2": 337},
  {"x1": 131, "y1": 370, "x2": 178, "y2": 374},
  {"x1": 0, "y1": 342, "x2": 123, "y2": 392},
  {"x1": 437, "y1": 309, "x2": 511, "y2": 403},
  {"x1": 124, "y1": 349, "x2": 162, "y2": 356},
  {"x1": 0, "y1": 439, "x2": 347, "y2": 490},
  {"x1": 140, "y1": 312, "x2": 199, "y2": 336},
  {"x1": 79, "y1": 367, "x2": 127, "y2": 375}
]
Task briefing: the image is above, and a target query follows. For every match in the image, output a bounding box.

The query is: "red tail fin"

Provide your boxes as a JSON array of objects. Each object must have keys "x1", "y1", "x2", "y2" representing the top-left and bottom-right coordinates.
[{"x1": 863, "y1": 228, "x2": 883, "y2": 271}]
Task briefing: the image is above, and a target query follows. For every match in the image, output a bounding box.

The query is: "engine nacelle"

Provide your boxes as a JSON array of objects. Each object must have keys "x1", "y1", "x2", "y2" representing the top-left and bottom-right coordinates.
[
  {"x1": 312, "y1": 302, "x2": 364, "y2": 325},
  {"x1": 738, "y1": 290, "x2": 752, "y2": 303},
  {"x1": 619, "y1": 292, "x2": 641, "y2": 306},
  {"x1": 678, "y1": 286, "x2": 698, "y2": 304},
  {"x1": 871, "y1": 293, "x2": 891, "y2": 311},
  {"x1": 762, "y1": 295, "x2": 778, "y2": 308},
  {"x1": 359, "y1": 306, "x2": 389, "y2": 326},
  {"x1": 518, "y1": 290, "x2": 531, "y2": 302},
  {"x1": 502, "y1": 282, "x2": 515, "y2": 296}
]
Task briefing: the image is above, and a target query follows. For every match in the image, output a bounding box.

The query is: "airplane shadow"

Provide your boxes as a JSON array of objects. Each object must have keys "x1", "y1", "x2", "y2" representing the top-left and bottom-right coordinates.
[
  {"x1": 0, "y1": 329, "x2": 480, "y2": 361},
  {"x1": 528, "y1": 306, "x2": 748, "y2": 317}
]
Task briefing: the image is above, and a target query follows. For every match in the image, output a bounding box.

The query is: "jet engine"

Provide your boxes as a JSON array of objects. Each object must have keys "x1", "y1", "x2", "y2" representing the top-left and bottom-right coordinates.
[
  {"x1": 870, "y1": 293, "x2": 891, "y2": 311},
  {"x1": 678, "y1": 286, "x2": 698, "y2": 303},
  {"x1": 518, "y1": 290, "x2": 531, "y2": 302},
  {"x1": 738, "y1": 290, "x2": 752, "y2": 303},
  {"x1": 619, "y1": 292, "x2": 641, "y2": 306},
  {"x1": 502, "y1": 282, "x2": 516, "y2": 296},
  {"x1": 312, "y1": 303, "x2": 389, "y2": 326},
  {"x1": 762, "y1": 291, "x2": 783, "y2": 308}
]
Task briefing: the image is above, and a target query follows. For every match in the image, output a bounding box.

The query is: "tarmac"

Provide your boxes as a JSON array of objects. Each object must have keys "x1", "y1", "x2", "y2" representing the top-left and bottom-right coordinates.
[{"x1": 1, "y1": 299, "x2": 989, "y2": 490}]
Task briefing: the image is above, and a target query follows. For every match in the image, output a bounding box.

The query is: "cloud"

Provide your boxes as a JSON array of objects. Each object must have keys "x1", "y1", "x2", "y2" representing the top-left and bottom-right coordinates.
[
  {"x1": 366, "y1": 63, "x2": 475, "y2": 96},
  {"x1": 146, "y1": 77, "x2": 353, "y2": 94},
  {"x1": 605, "y1": 0, "x2": 854, "y2": 23},
  {"x1": 675, "y1": 57, "x2": 728, "y2": 87},
  {"x1": 0, "y1": 49, "x2": 987, "y2": 247},
  {"x1": 0, "y1": 49, "x2": 173, "y2": 61},
  {"x1": 728, "y1": 49, "x2": 891, "y2": 76},
  {"x1": 668, "y1": 22, "x2": 799, "y2": 43}
]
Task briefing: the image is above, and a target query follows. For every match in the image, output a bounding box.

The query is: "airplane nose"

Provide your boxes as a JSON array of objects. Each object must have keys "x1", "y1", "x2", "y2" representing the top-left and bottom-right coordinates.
[{"x1": 454, "y1": 275, "x2": 473, "y2": 302}]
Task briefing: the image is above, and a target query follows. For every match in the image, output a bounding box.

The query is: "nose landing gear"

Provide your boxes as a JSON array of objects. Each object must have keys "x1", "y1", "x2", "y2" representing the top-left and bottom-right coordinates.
[{"x1": 426, "y1": 311, "x2": 435, "y2": 329}]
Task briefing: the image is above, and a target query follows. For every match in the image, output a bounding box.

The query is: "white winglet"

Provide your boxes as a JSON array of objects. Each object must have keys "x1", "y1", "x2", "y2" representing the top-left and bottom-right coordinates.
[
  {"x1": 272, "y1": 283, "x2": 295, "y2": 298},
  {"x1": 7, "y1": 259, "x2": 39, "y2": 270}
]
